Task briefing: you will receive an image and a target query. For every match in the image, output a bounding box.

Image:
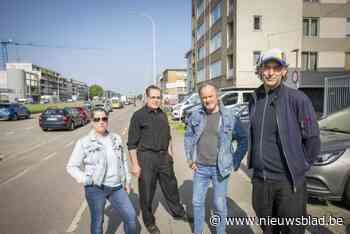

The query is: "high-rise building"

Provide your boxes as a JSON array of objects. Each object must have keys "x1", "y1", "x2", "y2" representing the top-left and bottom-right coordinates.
[{"x1": 190, "y1": 0, "x2": 350, "y2": 93}]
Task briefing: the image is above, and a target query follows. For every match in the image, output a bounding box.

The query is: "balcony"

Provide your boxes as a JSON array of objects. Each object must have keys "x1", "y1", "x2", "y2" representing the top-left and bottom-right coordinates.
[{"x1": 227, "y1": 68, "x2": 234, "y2": 79}]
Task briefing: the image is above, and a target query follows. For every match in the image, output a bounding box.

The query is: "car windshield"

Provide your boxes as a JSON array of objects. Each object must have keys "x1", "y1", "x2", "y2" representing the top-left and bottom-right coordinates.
[
  {"x1": 319, "y1": 107, "x2": 350, "y2": 134},
  {"x1": 44, "y1": 109, "x2": 65, "y2": 115}
]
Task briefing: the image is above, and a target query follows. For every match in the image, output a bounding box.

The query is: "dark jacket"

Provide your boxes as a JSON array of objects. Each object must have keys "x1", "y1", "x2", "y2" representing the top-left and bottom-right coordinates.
[{"x1": 248, "y1": 84, "x2": 321, "y2": 192}]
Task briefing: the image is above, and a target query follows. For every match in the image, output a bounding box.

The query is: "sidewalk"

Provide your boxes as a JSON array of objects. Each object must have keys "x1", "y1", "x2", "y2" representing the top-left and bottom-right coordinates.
[{"x1": 74, "y1": 127, "x2": 262, "y2": 234}]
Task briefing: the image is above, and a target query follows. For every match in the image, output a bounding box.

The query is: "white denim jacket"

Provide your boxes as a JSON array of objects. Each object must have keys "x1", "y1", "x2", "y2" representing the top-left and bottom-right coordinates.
[{"x1": 66, "y1": 130, "x2": 131, "y2": 186}]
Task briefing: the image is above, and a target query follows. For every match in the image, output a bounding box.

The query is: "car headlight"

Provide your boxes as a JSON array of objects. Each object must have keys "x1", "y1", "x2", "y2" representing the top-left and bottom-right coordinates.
[{"x1": 313, "y1": 150, "x2": 345, "y2": 166}]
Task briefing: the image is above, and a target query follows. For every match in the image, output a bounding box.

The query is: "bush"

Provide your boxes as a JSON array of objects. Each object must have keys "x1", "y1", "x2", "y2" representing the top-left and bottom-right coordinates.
[{"x1": 25, "y1": 102, "x2": 83, "y2": 114}]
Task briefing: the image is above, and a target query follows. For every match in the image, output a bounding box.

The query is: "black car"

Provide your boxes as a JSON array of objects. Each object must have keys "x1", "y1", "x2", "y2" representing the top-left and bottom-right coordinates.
[
  {"x1": 0, "y1": 103, "x2": 31, "y2": 120},
  {"x1": 39, "y1": 107, "x2": 84, "y2": 131}
]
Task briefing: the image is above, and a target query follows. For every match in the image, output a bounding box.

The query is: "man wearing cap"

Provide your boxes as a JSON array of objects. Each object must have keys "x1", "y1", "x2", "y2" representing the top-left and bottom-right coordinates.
[{"x1": 248, "y1": 48, "x2": 321, "y2": 233}]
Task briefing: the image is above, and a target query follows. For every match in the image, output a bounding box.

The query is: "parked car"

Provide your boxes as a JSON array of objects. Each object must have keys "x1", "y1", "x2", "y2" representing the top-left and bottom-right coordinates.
[
  {"x1": 72, "y1": 106, "x2": 90, "y2": 125},
  {"x1": 231, "y1": 104, "x2": 350, "y2": 207},
  {"x1": 39, "y1": 107, "x2": 83, "y2": 131},
  {"x1": 220, "y1": 90, "x2": 254, "y2": 109},
  {"x1": 181, "y1": 90, "x2": 253, "y2": 124},
  {"x1": 306, "y1": 107, "x2": 350, "y2": 207},
  {"x1": 0, "y1": 103, "x2": 30, "y2": 120},
  {"x1": 172, "y1": 93, "x2": 201, "y2": 120}
]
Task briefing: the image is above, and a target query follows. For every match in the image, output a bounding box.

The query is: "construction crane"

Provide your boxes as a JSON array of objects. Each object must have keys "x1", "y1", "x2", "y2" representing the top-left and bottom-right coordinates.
[{"x1": 0, "y1": 39, "x2": 108, "y2": 70}]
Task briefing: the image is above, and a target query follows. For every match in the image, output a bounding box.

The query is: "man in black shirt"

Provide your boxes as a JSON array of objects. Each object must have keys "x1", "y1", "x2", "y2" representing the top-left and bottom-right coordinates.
[{"x1": 127, "y1": 85, "x2": 186, "y2": 234}]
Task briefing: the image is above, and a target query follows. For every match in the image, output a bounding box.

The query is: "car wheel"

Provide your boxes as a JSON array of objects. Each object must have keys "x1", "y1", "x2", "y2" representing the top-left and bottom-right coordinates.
[
  {"x1": 70, "y1": 121, "x2": 75, "y2": 130},
  {"x1": 344, "y1": 179, "x2": 350, "y2": 208},
  {"x1": 11, "y1": 114, "x2": 18, "y2": 121},
  {"x1": 42, "y1": 128, "x2": 48, "y2": 131}
]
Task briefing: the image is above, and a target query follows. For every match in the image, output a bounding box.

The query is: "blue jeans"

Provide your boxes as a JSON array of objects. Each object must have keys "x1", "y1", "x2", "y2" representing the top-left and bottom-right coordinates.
[
  {"x1": 192, "y1": 164, "x2": 229, "y2": 234},
  {"x1": 84, "y1": 185, "x2": 137, "y2": 234}
]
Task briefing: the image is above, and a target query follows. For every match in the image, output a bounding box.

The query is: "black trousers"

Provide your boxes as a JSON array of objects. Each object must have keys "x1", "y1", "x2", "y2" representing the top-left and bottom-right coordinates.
[
  {"x1": 137, "y1": 150, "x2": 185, "y2": 226},
  {"x1": 252, "y1": 177, "x2": 307, "y2": 234}
]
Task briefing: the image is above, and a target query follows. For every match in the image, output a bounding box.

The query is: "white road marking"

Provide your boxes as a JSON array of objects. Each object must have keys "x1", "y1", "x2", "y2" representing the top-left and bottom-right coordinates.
[
  {"x1": 25, "y1": 127, "x2": 34, "y2": 130},
  {"x1": 1, "y1": 135, "x2": 62, "y2": 163},
  {"x1": 66, "y1": 200, "x2": 88, "y2": 233},
  {"x1": 5, "y1": 131, "x2": 14, "y2": 135},
  {"x1": 0, "y1": 152, "x2": 57, "y2": 187},
  {"x1": 64, "y1": 141, "x2": 74, "y2": 149}
]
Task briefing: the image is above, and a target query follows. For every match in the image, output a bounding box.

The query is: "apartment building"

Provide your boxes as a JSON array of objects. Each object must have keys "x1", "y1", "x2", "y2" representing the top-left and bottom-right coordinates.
[
  {"x1": 159, "y1": 69, "x2": 187, "y2": 95},
  {"x1": 4, "y1": 63, "x2": 89, "y2": 101},
  {"x1": 191, "y1": 0, "x2": 350, "y2": 96}
]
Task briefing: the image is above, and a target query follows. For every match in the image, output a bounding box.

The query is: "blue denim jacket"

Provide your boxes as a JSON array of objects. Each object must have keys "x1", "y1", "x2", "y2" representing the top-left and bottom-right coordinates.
[
  {"x1": 66, "y1": 130, "x2": 131, "y2": 186},
  {"x1": 184, "y1": 103, "x2": 248, "y2": 178}
]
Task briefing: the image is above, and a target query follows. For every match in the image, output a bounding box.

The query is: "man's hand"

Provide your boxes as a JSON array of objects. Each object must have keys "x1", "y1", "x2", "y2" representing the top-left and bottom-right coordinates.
[
  {"x1": 129, "y1": 149, "x2": 141, "y2": 177},
  {"x1": 188, "y1": 161, "x2": 198, "y2": 171},
  {"x1": 131, "y1": 164, "x2": 141, "y2": 177},
  {"x1": 124, "y1": 184, "x2": 131, "y2": 193}
]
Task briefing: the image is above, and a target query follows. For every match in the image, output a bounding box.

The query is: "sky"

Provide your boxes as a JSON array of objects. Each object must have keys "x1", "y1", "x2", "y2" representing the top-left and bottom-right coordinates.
[{"x1": 0, "y1": 0, "x2": 191, "y2": 95}]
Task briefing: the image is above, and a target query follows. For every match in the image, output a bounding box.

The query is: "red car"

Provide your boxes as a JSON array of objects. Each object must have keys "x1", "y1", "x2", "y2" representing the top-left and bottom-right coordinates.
[{"x1": 74, "y1": 106, "x2": 90, "y2": 125}]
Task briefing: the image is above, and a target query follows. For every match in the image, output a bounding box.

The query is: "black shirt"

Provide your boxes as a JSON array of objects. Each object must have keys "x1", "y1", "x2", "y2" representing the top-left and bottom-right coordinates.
[
  {"x1": 251, "y1": 85, "x2": 290, "y2": 181},
  {"x1": 127, "y1": 105, "x2": 171, "y2": 152}
]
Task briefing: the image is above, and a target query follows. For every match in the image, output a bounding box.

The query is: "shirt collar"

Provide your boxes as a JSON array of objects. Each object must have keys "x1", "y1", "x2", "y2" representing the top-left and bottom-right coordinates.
[
  {"x1": 144, "y1": 104, "x2": 162, "y2": 113},
  {"x1": 257, "y1": 83, "x2": 283, "y2": 97}
]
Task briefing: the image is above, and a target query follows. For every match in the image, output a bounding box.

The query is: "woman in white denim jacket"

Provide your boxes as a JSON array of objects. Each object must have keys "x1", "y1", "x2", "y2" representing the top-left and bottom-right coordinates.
[{"x1": 66, "y1": 108, "x2": 136, "y2": 234}]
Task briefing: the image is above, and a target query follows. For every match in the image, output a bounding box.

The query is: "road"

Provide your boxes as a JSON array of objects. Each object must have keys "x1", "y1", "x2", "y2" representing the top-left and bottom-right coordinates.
[{"x1": 0, "y1": 105, "x2": 349, "y2": 234}]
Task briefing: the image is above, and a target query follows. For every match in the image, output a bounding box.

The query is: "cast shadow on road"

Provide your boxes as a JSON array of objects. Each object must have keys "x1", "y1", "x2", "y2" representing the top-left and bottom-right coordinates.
[
  {"x1": 239, "y1": 163, "x2": 338, "y2": 234},
  {"x1": 176, "y1": 179, "x2": 256, "y2": 234},
  {"x1": 103, "y1": 190, "x2": 142, "y2": 234}
]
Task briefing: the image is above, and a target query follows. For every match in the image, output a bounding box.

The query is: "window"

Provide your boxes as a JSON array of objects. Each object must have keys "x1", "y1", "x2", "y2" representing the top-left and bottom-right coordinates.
[
  {"x1": 196, "y1": 23, "x2": 204, "y2": 40},
  {"x1": 210, "y1": 32, "x2": 221, "y2": 53},
  {"x1": 222, "y1": 93, "x2": 238, "y2": 106},
  {"x1": 346, "y1": 17, "x2": 350, "y2": 37},
  {"x1": 197, "y1": 0, "x2": 204, "y2": 18},
  {"x1": 301, "y1": 51, "x2": 318, "y2": 71},
  {"x1": 243, "y1": 93, "x2": 252, "y2": 103},
  {"x1": 210, "y1": 2, "x2": 221, "y2": 26},
  {"x1": 210, "y1": 60, "x2": 222, "y2": 79},
  {"x1": 303, "y1": 17, "x2": 319, "y2": 37},
  {"x1": 253, "y1": 15, "x2": 262, "y2": 31},
  {"x1": 197, "y1": 65, "x2": 205, "y2": 82},
  {"x1": 253, "y1": 51, "x2": 261, "y2": 66},
  {"x1": 197, "y1": 46, "x2": 205, "y2": 60}
]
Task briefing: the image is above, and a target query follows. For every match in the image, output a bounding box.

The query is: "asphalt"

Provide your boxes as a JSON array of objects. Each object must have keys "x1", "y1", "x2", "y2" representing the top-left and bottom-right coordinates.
[{"x1": 0, "y1": 104, "x2": 349, "y2": 234}]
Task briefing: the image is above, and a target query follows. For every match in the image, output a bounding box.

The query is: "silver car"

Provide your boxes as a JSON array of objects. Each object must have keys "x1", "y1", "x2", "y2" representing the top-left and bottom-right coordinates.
[{"x1": 306, "y1": 107, "x2": 350, "y2": 207}]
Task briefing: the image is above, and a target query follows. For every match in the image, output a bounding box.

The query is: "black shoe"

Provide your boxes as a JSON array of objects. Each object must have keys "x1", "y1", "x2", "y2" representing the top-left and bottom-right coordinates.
[{"x1": 146, "y1": 224, "x2": 160, "y2": 234}]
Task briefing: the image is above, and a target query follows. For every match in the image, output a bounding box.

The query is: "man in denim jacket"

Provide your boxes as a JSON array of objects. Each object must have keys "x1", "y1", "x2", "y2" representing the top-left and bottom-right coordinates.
[{"x1": 184, "y1": 82, "x2": 248, "y2": 234}]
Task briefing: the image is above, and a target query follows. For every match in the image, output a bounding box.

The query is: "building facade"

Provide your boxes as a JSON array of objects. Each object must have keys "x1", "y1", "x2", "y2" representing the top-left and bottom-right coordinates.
[
  {"x1": 160, "y1": 69, "x2": 187, "y2": 95},
  {"x1": 191, "y1": 0, "x2": 350, "y2": 92},
  {"x1": 185, "y1": 49, "x2": 194, "y2": 94},
  {"x1": 4, "y1": 63, "x2": 89, "y2": 102}
]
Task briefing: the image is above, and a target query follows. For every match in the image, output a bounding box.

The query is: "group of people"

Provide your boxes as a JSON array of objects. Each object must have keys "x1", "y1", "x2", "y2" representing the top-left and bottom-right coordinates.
[{"x1": 66, "y1": 48, "x2": 321, "y2": 234}]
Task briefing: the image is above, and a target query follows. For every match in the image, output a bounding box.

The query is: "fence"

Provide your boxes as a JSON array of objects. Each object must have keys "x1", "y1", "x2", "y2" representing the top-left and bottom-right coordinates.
[{"x1": 323, "y1": 75, "x2": 350, "y2": 117}]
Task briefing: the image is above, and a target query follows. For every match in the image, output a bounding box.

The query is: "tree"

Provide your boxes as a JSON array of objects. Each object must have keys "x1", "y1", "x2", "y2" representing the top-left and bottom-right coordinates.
[{"x1": 89, "y1": 84, "x2": 104, "y2": 97}]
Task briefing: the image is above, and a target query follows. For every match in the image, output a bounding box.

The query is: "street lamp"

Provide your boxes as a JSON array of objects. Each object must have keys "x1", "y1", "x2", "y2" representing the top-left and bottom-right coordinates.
[{"x1": 129, "y1": 12, "x2": 157, "y2": 85}]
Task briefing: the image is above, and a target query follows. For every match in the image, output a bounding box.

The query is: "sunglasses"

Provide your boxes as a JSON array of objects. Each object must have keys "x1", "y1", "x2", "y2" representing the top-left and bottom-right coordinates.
[
  {"x1": 93, "y1": 117, "x2": 108, "y2": 122},
  {"x1": 149, "y1": 96, "x2": 162, "y2": 100}
]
